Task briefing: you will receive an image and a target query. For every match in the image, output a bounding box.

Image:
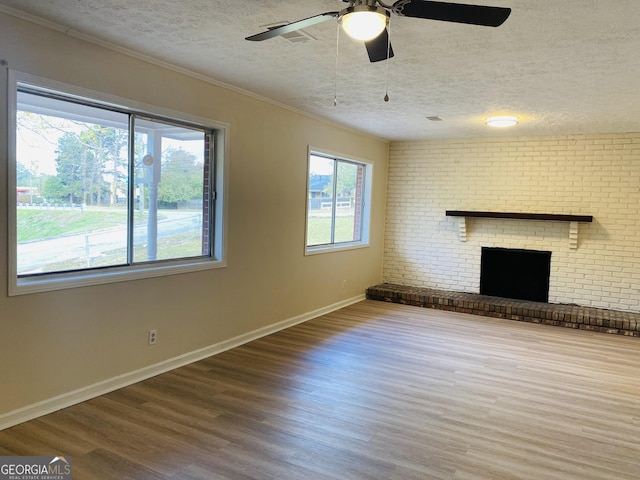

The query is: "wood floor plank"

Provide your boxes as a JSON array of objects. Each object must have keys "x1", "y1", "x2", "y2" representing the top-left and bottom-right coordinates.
[{"x1": 1, "y1": 300, "x2": 640, "y2": 479}]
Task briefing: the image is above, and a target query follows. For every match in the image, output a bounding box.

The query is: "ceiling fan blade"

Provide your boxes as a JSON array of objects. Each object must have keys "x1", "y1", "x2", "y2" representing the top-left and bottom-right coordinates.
[
  {"x1": 392, "y1": 0, "x2": 511, "y2": 27},
  {"x1": 246, "y1": 12, "x2": 339, "y2": 41},
  {"x1": 365, "y1": 29, "x2": 395, "y2": 63}
]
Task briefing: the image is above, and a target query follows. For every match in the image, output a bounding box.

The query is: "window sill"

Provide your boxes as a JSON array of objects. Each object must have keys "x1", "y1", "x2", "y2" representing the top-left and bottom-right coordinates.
[
  {"x1": 305, "y1": 242, "x2": 369, "y2": 256},
  {"x1": 10, "y1": 258, "x2": 226, "y2": 296}
]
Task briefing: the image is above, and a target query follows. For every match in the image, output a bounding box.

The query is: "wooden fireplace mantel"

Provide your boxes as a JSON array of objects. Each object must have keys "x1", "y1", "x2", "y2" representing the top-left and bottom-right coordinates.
[
  {"x1": 445, "y1": 211, "x2": 593, "y2": 223},
  {"x1": 445, "y1": 211, "x2": 593, "y2": 249}
]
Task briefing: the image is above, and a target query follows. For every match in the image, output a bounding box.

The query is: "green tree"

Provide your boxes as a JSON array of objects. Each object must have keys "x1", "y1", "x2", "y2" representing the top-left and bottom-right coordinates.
[
  {"x1": 54, "y1": 126, "x2": 128, "y2": 205},
  {"x1": 54, "y1": 131, "x2": 85, "y2": 203},
  {"x1": 41, "y1": 175, "x2": 67, "y2": 201},
  {"x1": 80, "y1": 126, "x2": 128, "y2": 205},
  {"x1": 336, "y1": 163, "x2": 357, "y2": 197},
  {"x1": 158, "y1": 148, "x2": 202, "y2": 205},
  {"x1": 16, "y1": 162, "x2": 32, "y2": 186},
  {"x1": 79, "y1": 126, "x2": 128, "y2": 205},
  {"x1": 322, "y1": 162, "x2": 358, "y2": 198}
]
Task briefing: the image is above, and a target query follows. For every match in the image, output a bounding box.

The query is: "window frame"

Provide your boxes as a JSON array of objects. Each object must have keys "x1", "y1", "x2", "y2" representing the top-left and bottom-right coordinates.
[
  {"x1": 304, "y1": 147, "x2": 372, "y2": 255},
  {"x1": 7, "y1": 71, "x2": 228, "y2": 296}
]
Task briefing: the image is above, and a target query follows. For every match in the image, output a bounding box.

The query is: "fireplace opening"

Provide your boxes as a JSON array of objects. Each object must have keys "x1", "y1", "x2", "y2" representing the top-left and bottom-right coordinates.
[{"x1": 480, "y1": 247, "x2": 551, "y2": 302}]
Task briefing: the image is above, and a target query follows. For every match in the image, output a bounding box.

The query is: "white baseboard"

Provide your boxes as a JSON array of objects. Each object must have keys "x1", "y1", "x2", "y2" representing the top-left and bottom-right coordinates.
[{"x1": 0, "y1": 294, "x2": 365, "y2": 430}]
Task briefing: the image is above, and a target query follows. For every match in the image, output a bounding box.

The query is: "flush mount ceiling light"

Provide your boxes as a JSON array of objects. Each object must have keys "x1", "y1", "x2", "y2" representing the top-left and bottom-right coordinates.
[
  {"x1": 486, "y1": 115, "x2": 519, "y2": 128},
  {"x1": 338, "y1": 6, "x2": 389, "y2": 41}
]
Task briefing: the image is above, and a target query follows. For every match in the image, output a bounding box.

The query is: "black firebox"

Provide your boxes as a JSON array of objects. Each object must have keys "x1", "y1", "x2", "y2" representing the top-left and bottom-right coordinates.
[{"x1": 480, "y1": 247, "x2": 551, "y2": 302}]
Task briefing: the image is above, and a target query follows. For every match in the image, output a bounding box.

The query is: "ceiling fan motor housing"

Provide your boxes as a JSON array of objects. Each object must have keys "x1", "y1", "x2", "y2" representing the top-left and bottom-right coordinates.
[
  {"x1": 339, "y1": 5, "x2": 391, "y2": 21},
  {"x1": 343, "y1": 0, "x2": 382, "y2": 5},
  {"x1": 339, "y1": 3, "x2": 391, "y2": 41}
]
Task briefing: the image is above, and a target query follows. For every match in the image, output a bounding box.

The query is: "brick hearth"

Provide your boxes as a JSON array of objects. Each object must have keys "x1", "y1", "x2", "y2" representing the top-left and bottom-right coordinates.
[{"x1": 366, "y1": 283, "x2": 640, "y2": 337}]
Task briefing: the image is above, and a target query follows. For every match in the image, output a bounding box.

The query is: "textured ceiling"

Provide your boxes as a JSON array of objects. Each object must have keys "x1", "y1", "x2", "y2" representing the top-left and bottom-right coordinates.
[{"x1": 1, "y1": 0, "x2": 639, "y2": 141}]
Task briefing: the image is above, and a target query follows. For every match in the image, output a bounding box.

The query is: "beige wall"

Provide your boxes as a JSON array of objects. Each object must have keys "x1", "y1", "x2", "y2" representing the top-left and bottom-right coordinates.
[
  {"x1": 385, "y1": 135, "x2": 640, "y2": 312},
  {"x1": 0, "y1": 13, "x2": 388, "y2": 418}
]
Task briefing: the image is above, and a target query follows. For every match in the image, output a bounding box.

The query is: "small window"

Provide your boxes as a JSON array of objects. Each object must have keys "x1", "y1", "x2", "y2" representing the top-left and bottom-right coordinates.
[
  {"x1": 305, "y1": 150, "x2": 372, "y2": 254},
  {"x1": 9, "y1": 72, "x2": 226, "y2": 295}
]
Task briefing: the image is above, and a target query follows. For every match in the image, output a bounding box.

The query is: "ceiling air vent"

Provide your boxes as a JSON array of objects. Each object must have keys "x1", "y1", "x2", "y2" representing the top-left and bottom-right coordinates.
[
  {"x1": 263, "y1": 22, "x2": 316, "y2": 43},
  {"x1": 282, "y1": 31, "x2": 312, "y2": 43}
]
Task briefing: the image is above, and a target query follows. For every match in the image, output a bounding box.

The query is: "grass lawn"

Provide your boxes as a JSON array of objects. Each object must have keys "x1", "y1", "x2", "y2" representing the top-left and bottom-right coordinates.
[
  {"x1": 307, "y1": 216, "x2": 356, "y2": 245},
  {"x1": 17, "y1": 209, "x2": 128, "y2": 243}
]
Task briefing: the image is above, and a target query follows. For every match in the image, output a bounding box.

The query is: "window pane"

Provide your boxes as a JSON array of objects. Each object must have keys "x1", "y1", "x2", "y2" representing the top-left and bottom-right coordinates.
[
  {"x1": 16, "y1": 91, "x2": 129, "y2": 275},
  {"x1": 11, "y1": 77, "x2": 224, "y2": 296},
  {"x1": 307, "y1": 155, "x2": 335, "y2": 246},
  {"x1": 333, "y1": 161, "x2": 362, "y2": 243},
  {"x1": 133, "y1": 118, "x2": 209, "y2": 262}
]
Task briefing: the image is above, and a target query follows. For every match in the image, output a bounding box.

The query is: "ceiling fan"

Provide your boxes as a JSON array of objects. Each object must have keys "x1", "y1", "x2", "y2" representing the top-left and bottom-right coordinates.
[{"x1": 246, "y1": 0, "x2": 511, "y2": 63}]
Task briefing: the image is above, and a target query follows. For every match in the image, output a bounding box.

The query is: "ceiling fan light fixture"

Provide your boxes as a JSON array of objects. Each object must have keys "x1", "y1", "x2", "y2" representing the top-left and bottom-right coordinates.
[
  {"x1": 486, "y1": 115, "x2": 519, "y2": 128},
  {"x1": 339, "y1": 6, "x2": 389, "y2": 41}
]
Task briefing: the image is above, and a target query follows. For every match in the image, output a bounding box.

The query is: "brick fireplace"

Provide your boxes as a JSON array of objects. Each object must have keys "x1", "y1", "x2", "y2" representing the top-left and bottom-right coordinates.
[{"x1": 384, "y1": 133, "x2": 640, "y2": 314}]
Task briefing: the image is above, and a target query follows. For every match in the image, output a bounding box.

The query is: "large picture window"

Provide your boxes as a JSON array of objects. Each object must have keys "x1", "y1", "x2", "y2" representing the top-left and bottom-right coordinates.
[
  {"x1": 8, "y1": 73, "x2": 226, "y2": 295},
  {"x1": 305, "y1": 150, "x2": 372, "y2": 253}
]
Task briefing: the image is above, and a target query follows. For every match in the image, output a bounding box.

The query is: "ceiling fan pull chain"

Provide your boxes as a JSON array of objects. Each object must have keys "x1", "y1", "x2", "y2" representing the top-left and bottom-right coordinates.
[{"x1": 384, "y1": 19, "x2": 391, "y2": 102}]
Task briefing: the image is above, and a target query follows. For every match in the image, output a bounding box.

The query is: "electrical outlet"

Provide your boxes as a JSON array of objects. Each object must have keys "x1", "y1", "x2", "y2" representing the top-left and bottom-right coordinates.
[
  {"x1": 342, "y1": 280, "x2": 347, "y2": 289},
  {"x1": 148, "y1": 329, "x2": 158, "y2": 346}
]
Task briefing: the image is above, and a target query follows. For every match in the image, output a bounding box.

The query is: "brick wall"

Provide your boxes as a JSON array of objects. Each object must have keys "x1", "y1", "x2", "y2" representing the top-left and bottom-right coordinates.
[{"x1": 384, "y1": 133, "x2": 640, "y2": 313}]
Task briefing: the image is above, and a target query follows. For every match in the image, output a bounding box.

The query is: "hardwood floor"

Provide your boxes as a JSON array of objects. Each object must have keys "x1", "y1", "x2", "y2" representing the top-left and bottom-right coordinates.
[{"x1": 2, "y1": 300, "x2": 640, "y2": 479}]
